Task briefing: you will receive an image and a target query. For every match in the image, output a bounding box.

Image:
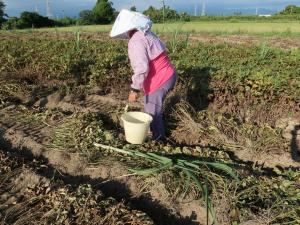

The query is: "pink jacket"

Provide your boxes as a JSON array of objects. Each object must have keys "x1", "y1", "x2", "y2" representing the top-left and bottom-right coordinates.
[{"x1": 128, "y1": 31, "x2": 175, "y2": 95}]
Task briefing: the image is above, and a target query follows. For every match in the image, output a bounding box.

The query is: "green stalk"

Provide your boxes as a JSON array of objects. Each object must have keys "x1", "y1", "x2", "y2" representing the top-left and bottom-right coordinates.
[{"x1": 94, "y1": 142, "x2": 237, "y2": 224}]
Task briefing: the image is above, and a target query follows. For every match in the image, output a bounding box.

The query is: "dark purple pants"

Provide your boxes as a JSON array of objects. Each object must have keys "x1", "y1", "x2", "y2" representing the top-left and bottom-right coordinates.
[{"x1": 144, "y1": 74, "x2": 177, "y2": 139}]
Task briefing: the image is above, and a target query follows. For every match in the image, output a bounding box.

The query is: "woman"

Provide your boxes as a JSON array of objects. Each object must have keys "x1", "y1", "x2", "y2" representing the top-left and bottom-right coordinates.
[{"x1": 110, "y1": 10, "x2": 176, "y2": 140}]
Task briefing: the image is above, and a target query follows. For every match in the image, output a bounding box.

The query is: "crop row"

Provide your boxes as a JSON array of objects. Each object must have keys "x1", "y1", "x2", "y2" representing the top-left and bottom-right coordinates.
[{"x1": 0, "y1": 39, "x2": 299, "y2": 123}]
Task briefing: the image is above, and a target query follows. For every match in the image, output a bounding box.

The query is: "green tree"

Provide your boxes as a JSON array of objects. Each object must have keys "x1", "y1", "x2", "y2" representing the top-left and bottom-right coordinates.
[
  {"x1": 180, "y1": 12, "x2": 191, "y2": 22},
  {"x1": 164, "y1": 6, "x2": 179, "y2": 20},
  {"x1": 0, "y1": 0, "x2": 7, "y2": 26},
  {"x1": 79, "y1": 10, "x2": 96, "y2": 25},
  {"x1": 279, "y1": 5, "x2": 300, "y2": 15},
  {"x1": 93, "y1": 0, "x2": 115, "y2": 24},
  {"x1": 143, "y1": 6, "x2": 161, "y2": 22},
  {"x1": 57, "y1": 16, "x2": 77, "y2": 26},
  {"x1": 2, "y1": 17, "x2": 18, "y2": 30},
  {"x1": 143, "y1": 5, "x2": 181, "y2": 22},
  {"x1": 14, "y1": 12, "x2": 58, "y2": 29},
  {"x1": 130, "y1": 6, "x2": 137, "y2": 12}
]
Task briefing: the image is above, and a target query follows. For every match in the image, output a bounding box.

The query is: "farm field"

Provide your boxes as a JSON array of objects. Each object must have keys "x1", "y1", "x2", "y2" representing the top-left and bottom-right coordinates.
[
  {"x1": 3, "y1": 20, "x2": 300, "y2": 37},
  {"x1": 0, "y1": 30, "x2": 300, "y2": 225}
]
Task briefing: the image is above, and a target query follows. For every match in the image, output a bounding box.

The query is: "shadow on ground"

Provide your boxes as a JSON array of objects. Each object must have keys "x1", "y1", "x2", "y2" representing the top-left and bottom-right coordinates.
[
  {"x1": 0, "y1": 132, "x2": 200, "y2": 225},
  {"x1": 291, "y1": 124, "x2": 300, "y2": 162}
]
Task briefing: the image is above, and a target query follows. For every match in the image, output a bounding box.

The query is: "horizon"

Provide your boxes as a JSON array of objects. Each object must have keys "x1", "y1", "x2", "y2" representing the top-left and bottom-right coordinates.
[{"x1": 3, "y1": 0, "x2": 300, "y2": 18}]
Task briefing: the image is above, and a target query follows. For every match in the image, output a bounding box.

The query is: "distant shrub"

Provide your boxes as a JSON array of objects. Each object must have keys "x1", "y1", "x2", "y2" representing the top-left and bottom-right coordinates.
[
  {"x1": 0, "y1": 0, "x2": 7, "y2": 26},
  {"x1": 143, "y1": 5, "x2": 190, "y2": 23},
  {"x1": 3, "y1": 12, "x2": 60, "y2": 30},
  {"x1": 56, "y1": 17, "x2": 77, "y2": 27},
  {"x1": 180, "y1": 12, "x2": 191, "y2": 22},
  {"x1": 190, "y1": 15, "x2": 300, "y2": 22},
  {"x1": 19, "y1": 11, "x2": 59, "y2": 28},
  {"x1": 78, "y1": 10, "x2": 97, "y2": 25},
  {"x1": 229, "y1": 18, "x2": 239, "y2": 23},
  {"x1": 2, "y1": 16, "x2": 18, "y2": 30},
  {"x1": 278, "y1": 5, "x2": 300, "y2": 15}
]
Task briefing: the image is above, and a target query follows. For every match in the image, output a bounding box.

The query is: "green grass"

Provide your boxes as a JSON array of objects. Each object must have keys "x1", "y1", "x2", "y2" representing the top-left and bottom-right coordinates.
[
  {"x1": 3, "y1": 21, "x2": 300, "y2": 37},
  {"x1": 156, "y1": 21, "x2": 300, "y2": 36}
]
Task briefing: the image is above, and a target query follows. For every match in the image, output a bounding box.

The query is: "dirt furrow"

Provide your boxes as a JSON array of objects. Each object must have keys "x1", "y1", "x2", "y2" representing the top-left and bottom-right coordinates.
[
  {"x1": 0, "y1": 114, "x2": 208, "y2": 225},
  {"x1": 35, "y1": 92, "x2": 300, "y2": 169},
  {"x1": 34, "y1": 92, "x2": 142, "y2": 112},
  {"x1": 25, "y1": 90, "x2": 300, "y2": 170},
  {"x1": 0, "y1": 149, "x2": 154, "y2": 225}
]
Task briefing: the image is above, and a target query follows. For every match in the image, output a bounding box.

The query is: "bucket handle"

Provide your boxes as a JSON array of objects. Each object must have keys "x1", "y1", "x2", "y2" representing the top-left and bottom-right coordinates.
[{"x1": 124, "y1": 104, "x2": 129, "y2": 113}]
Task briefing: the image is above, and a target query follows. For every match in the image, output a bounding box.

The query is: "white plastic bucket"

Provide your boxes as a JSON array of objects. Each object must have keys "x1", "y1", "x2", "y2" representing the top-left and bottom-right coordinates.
[{"x1": 121, "y1": 112, "x2": 153, "y2": 144}]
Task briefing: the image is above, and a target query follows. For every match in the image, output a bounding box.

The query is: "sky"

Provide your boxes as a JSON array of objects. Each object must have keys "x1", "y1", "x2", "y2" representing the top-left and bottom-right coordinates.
[{"x1": 3, "y1": 0, "x2": 300, "y2": 18}]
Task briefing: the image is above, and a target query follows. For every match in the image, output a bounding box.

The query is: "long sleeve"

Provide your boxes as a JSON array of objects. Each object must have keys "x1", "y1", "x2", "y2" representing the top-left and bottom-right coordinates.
[{"x1": 128, "y1": 38, "x2": 150, "y2": 91}]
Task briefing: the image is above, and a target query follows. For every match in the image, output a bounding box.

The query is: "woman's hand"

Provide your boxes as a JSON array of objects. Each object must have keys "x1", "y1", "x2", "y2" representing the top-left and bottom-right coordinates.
[{"x1": 128, "y1": 91, "x2": 138, "y2": 103}]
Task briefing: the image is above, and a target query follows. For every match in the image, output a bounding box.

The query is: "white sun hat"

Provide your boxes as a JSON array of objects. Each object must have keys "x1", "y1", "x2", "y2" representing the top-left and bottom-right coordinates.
[{"x1": 110, "y1": 9, "x2": 153, "y2": 39}]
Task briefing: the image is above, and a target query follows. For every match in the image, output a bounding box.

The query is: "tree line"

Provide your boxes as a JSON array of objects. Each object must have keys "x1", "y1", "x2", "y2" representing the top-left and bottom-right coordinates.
[
  {"x1": 0, "y1": 0, "x2": 191, "y2": 30},
  {"x1": 0, "y1": 0, "x2": 189, "y2": 30},
  {"x1": 277, "y1": 5, "x2": 300, "y2": 15},
  {"x1": 0, "y1": 0, "x2": 116, "y2": 29},
  {"x1": 0, "y1": 1, "x2": 299, "y2": 30}
]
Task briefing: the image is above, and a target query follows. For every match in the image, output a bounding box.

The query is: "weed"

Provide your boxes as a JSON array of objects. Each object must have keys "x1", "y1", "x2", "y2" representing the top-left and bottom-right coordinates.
[
  {"x1": 167, "y1": 23, "x2": 190, "y2": 53},
  {"x1": 49, "y1": 112, "x2": 115, "y2": 162},
  {"x1": 74, "y1": 28, "x2": 81, "y2": 50}
]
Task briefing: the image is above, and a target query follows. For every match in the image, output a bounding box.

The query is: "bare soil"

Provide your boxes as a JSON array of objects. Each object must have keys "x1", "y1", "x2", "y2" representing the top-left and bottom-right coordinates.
[
  {"x1": 0, "y1": 95, "x2": 210, "y2": 225},
  {"x1": 1, "y1": 83, "x2": 300, "y2": 224},
  {"x1": 171, "y1": 111, "x2": 300, "y2": 169},
  {"x1": 0, "y1": 150, "x2": 154, "y2": 225},
  {"x1": 3, "y1": 88, "x2": 300, "y2": 168}
]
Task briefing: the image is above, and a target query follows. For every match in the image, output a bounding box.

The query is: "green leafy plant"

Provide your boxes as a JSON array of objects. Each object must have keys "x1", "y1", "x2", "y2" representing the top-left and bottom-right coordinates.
[
  {"x1": 94, "y1": 143, "x2": 239, "y2": 223},
  {"x1": 74, "y1": 28, "x2": 81, "y2": 50},
  {"x1": 167, "y1": 23, "x2": 190, "y2": 53}
]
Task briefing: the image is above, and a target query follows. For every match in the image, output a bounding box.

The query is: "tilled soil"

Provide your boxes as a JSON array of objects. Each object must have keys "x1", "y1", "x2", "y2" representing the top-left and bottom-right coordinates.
[
  {"x1": 0, "y1": 149, "x2": 154, "y2": 225},
  {"x1": 31, "y1": 91, "x2": 300, "y2": 168},
  {"x1": 1, "y1": 30, "x2": 300, "y2": 224},
  {"x1": 2, "y1": 90, "x2": 300, "y2": 168},
  {"x1": 0, "y1": 95, "x2": 210, "y2": 225},
  {"x1": 1, "y1": 89, "x2": 300, "y2": 224}
]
